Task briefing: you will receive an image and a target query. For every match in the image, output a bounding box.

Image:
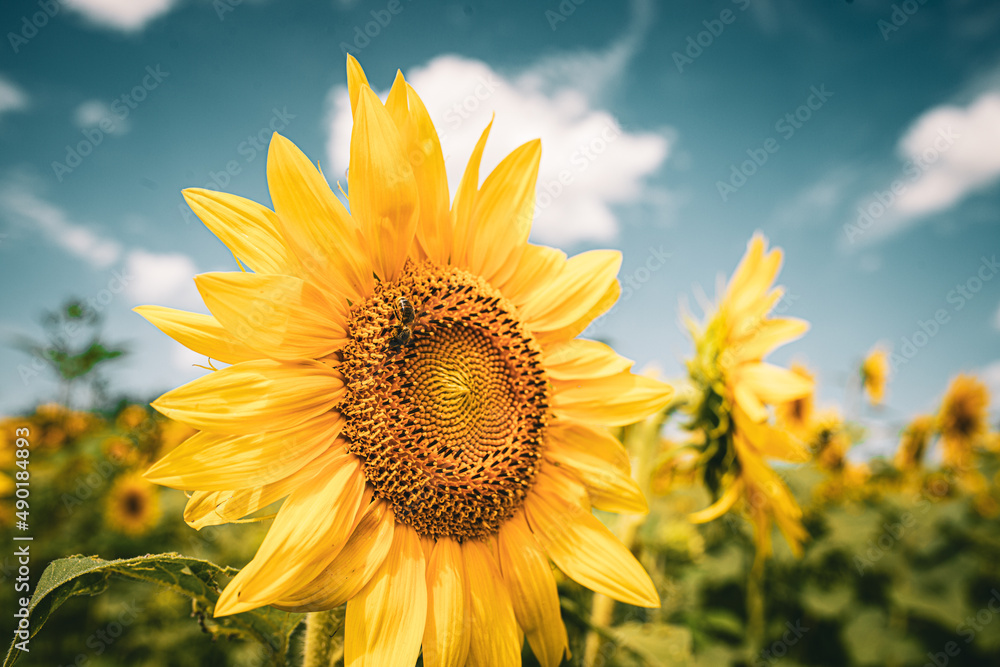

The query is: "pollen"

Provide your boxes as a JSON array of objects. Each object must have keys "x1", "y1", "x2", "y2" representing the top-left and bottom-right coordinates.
[{"x1": 340, "y1": 261, "x2": 549, "y2": 539}]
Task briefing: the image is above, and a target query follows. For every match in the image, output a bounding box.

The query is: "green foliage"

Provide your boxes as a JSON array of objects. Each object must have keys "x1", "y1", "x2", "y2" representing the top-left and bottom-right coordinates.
[{"x1": 4, "y1": 554, "x2": 302, "y2": 667}]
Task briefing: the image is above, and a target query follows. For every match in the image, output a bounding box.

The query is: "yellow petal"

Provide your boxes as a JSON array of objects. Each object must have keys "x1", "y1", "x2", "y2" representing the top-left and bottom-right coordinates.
[
  {"x1": 689, "y1": 478, "x2": 743, "y2": 524},
  {"x1": 464, "y1": 539, "x2": 521, "y2": 666},
  {"x1": 267, "y1": 132, "x2": 373, "y2": 301},
  {"x1": 451, "y1": 119, "x2": 492, "y2": 268},
  {"x1": 345, "y1": 524, "x2": 427, "y2": 667},
  {"x1": 214, "y1": 453, "x2": 366, "y2": 615},
  {"x1": 465, "y1": 139, "x2": 541, "y2": 285},
  {"x1": 735, "y1": 362, "x2": 814, "y2": 405},
  {"x1": 735, "y1": 409, "x2": 810, "y2": 463},
  {"x1": 145, "y1": 412, "x2": 344, "y2": 491},
  {"x1": 552, "y1": 371, "x2": 673, "y2": 427},
  {"x1": 732, "y1": 381, "x2": 768, "y2": 424},
  {"x1": 729, "y1": 317, "x2": 809, "y2": 363},
  {"x1": 498, "y1": 243, "x2": 566, "y2": 309},
  {"x1": 519, "y1": 250, "x2": 621, "y2": 333},
  {"x1": 184, "y1": 441, "x2": 348, "y2": 529},
  {"x1": 195, "y1": 271, "x2": 348, "y2": 361},
  {"x1": 544, "y1": 429, "x2": 647, "y2": 515},
  {"x1": 524, "y1": 474, "x2": 659, "y2": 608},
  {"x1": 350, "y1": 85, "x2": 419, "y2": 283},
  {"x1": 403, "y1": 82, "x2": 451, "y2": 265},
  {"x1": 151, "y1": 359, "x2": 344, "y2": 434},
  {"x1": 346, "y1": 54, "x2": 371, "y2": 118},
  {"x1": 545, "y1": 421, "x2": 631, "y2": 473},
  {"x1": 272, "y1": 499, "x2": 395, "y2": 612},
  {"x1": 498, "y1": 513, "x2": 568, "y2": 667},
  {"x1": 134, "y1": 305, "x2": 260, "y2": 366},
  {"x1": 422, "y1": 538, "x2": 471, "y2": 667},
  {"x1": 543, "y1": 339, "x2": 633, "y2": 380},
  {"x1": 534, "y1": 280, "x2": 620, "y2": 346},
  {"x1": 182, "y1": 188, "x2": 297, "y2": 275}
]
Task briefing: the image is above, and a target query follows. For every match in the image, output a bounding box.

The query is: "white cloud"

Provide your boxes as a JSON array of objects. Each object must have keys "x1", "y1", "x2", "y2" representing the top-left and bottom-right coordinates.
[
  {"x1": 0, "y1": 75, "x2": 28, "y2": 118},
  {"x1": 74, "y1": 99, "x2": 130, "y2": 135},
  {"x1": 325, "y1": 1, "x2": 671, "y2": 245},
  {"x1": 124, "y1": 249, "x2": 200, "y2": 307},
  {"x1": 894, "y1": 92, "x2": 1000, "y2": 216},
  {"x1": 0, "y1": 180, "x2": 201, "y2": 308},
  {"x1": 0, "y1": 186, "x2": 122, "y2": 269},
  {"x1": 847, "y1": 91, "x2": 1000, "y2": 245},
  {"x1": 63, "y1": 0, "x2": 179, "y2": 31}
]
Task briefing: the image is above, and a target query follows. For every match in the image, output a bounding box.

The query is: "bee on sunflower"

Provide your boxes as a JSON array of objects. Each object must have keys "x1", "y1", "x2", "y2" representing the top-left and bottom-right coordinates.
[
  {"x1": 682, "y1": 234, "x2": 813, "y2": 563},
  {"x1": 138, "y1": 56, "x2": 673, "y2": 667}
]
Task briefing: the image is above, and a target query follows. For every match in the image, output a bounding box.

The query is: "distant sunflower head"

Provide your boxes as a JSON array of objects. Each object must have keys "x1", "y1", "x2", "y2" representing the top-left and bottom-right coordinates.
[
  {"x1": 139, "y1": 56, "x2": 672, "y2": 666},
  {"x1": 861, "y1": 347, "x2": 890, "y2": 406},
  {"x1": 894, "y1": 414, "x2": 935, "y2": 471},
  {"x1": 105, "y1": 473, "x2": 160, "y2": 536},
  {"x1": 808, "y1": 409, "x2": 850, "y2": 471},
  {"x1": 775, "y1": 363, "x2": 815, "y2": 434},
  {"x1": 684, "y1": 234, "x2": 812, "y2": 561},
  {"x1": 938, "y1": 374, "x2": 990, "y2": 470}
]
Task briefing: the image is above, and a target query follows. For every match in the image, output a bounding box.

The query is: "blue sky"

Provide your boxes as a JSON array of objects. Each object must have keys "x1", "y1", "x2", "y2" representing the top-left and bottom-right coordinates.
[{"x1": 1, "y1": 0, "x2": 998, "y2": 456}]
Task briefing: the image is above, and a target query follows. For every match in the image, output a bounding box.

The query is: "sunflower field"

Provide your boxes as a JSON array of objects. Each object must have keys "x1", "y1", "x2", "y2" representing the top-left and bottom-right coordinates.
[{"x1": 4, "y1": 9, "x2": 1000, "y2": 666}]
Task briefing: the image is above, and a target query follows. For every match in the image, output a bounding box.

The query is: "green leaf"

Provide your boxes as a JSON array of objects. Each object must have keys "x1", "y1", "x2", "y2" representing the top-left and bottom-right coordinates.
[{"x1": 3, "y1": 553, "x2": 302, "y2": 667}]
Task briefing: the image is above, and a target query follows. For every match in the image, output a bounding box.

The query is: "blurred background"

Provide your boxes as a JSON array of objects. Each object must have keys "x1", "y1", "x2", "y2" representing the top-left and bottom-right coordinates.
[{"x1": 1, "y1": 0, "x2": 1000, "y2": 665}]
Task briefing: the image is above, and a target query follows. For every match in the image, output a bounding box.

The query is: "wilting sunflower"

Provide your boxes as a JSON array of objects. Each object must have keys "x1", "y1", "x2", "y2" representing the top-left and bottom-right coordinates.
[
  {"x1": 684, "y1": 234, "x2": 813, "y2": 561},
  {"x1": 938, "y1": 374, "x2": 990, "y2": 471},
  {"x1": 105, "y1": 473, "x2": 161, "y2": 536},
  {"x1": 894, "y1": 414, "x2": 935, "y2": 472},
  {"x1": 139, "y1": 56, "x2": 672, "y2": 666},
  {"x1": 861, "y1": 347, "x2": 889, "y2": 407}
]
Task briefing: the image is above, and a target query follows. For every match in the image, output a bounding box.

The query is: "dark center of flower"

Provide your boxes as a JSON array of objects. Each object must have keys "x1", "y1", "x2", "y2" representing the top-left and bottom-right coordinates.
[
  {"x1": 123, "y1": 490, "x2": 145, "y2": 517},
  {"x1": 340, "y1": 261, "x2": 549, "y2": 540}
]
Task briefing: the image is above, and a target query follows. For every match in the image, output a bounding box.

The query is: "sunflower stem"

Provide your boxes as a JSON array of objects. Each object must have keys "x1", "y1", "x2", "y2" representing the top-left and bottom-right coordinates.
[{"x1": 303, "y1": 609, "x2": 345, "y2": 667}]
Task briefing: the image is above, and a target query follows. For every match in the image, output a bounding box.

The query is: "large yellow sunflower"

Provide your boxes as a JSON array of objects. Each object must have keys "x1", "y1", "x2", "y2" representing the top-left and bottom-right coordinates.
[
  {"x1": 685, "y1": 234, "x2": 812, "y2": 561},
  {"x1": 139, "y1": 56, "x2": 672, "y2": 666}
]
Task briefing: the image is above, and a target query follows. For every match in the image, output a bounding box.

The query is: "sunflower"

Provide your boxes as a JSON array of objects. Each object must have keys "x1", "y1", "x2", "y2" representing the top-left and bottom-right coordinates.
[
  {"x1": 861, "y1": 347, "x2": 889, "y2": 407},
  {"x1": 684, "y1": 234, "x2": 812, "y2": 561},
  {"x1": 105, "y1": 473, "x2": 161, "y2": 536},
  {"x1": 774, "y1": 363, "x2": 814, "y2": 436},
  {"x1": 807, "y1": 409, "x2": 850, "y2": 472},
  {"x1": 139, "y1": 56, "x2": 672, "y2": 666},
  {"x1": 894, "y1": 415, "x2": 935, "y2": 472},
  {"x1": 938, "y1": 374, "x2": 990, "y2": 471}
]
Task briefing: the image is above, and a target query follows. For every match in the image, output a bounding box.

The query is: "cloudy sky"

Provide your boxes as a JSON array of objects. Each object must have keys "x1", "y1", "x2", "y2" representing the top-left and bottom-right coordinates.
[{"x1": 1, "y1": 0, "x2": 998, "y2": 456}]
